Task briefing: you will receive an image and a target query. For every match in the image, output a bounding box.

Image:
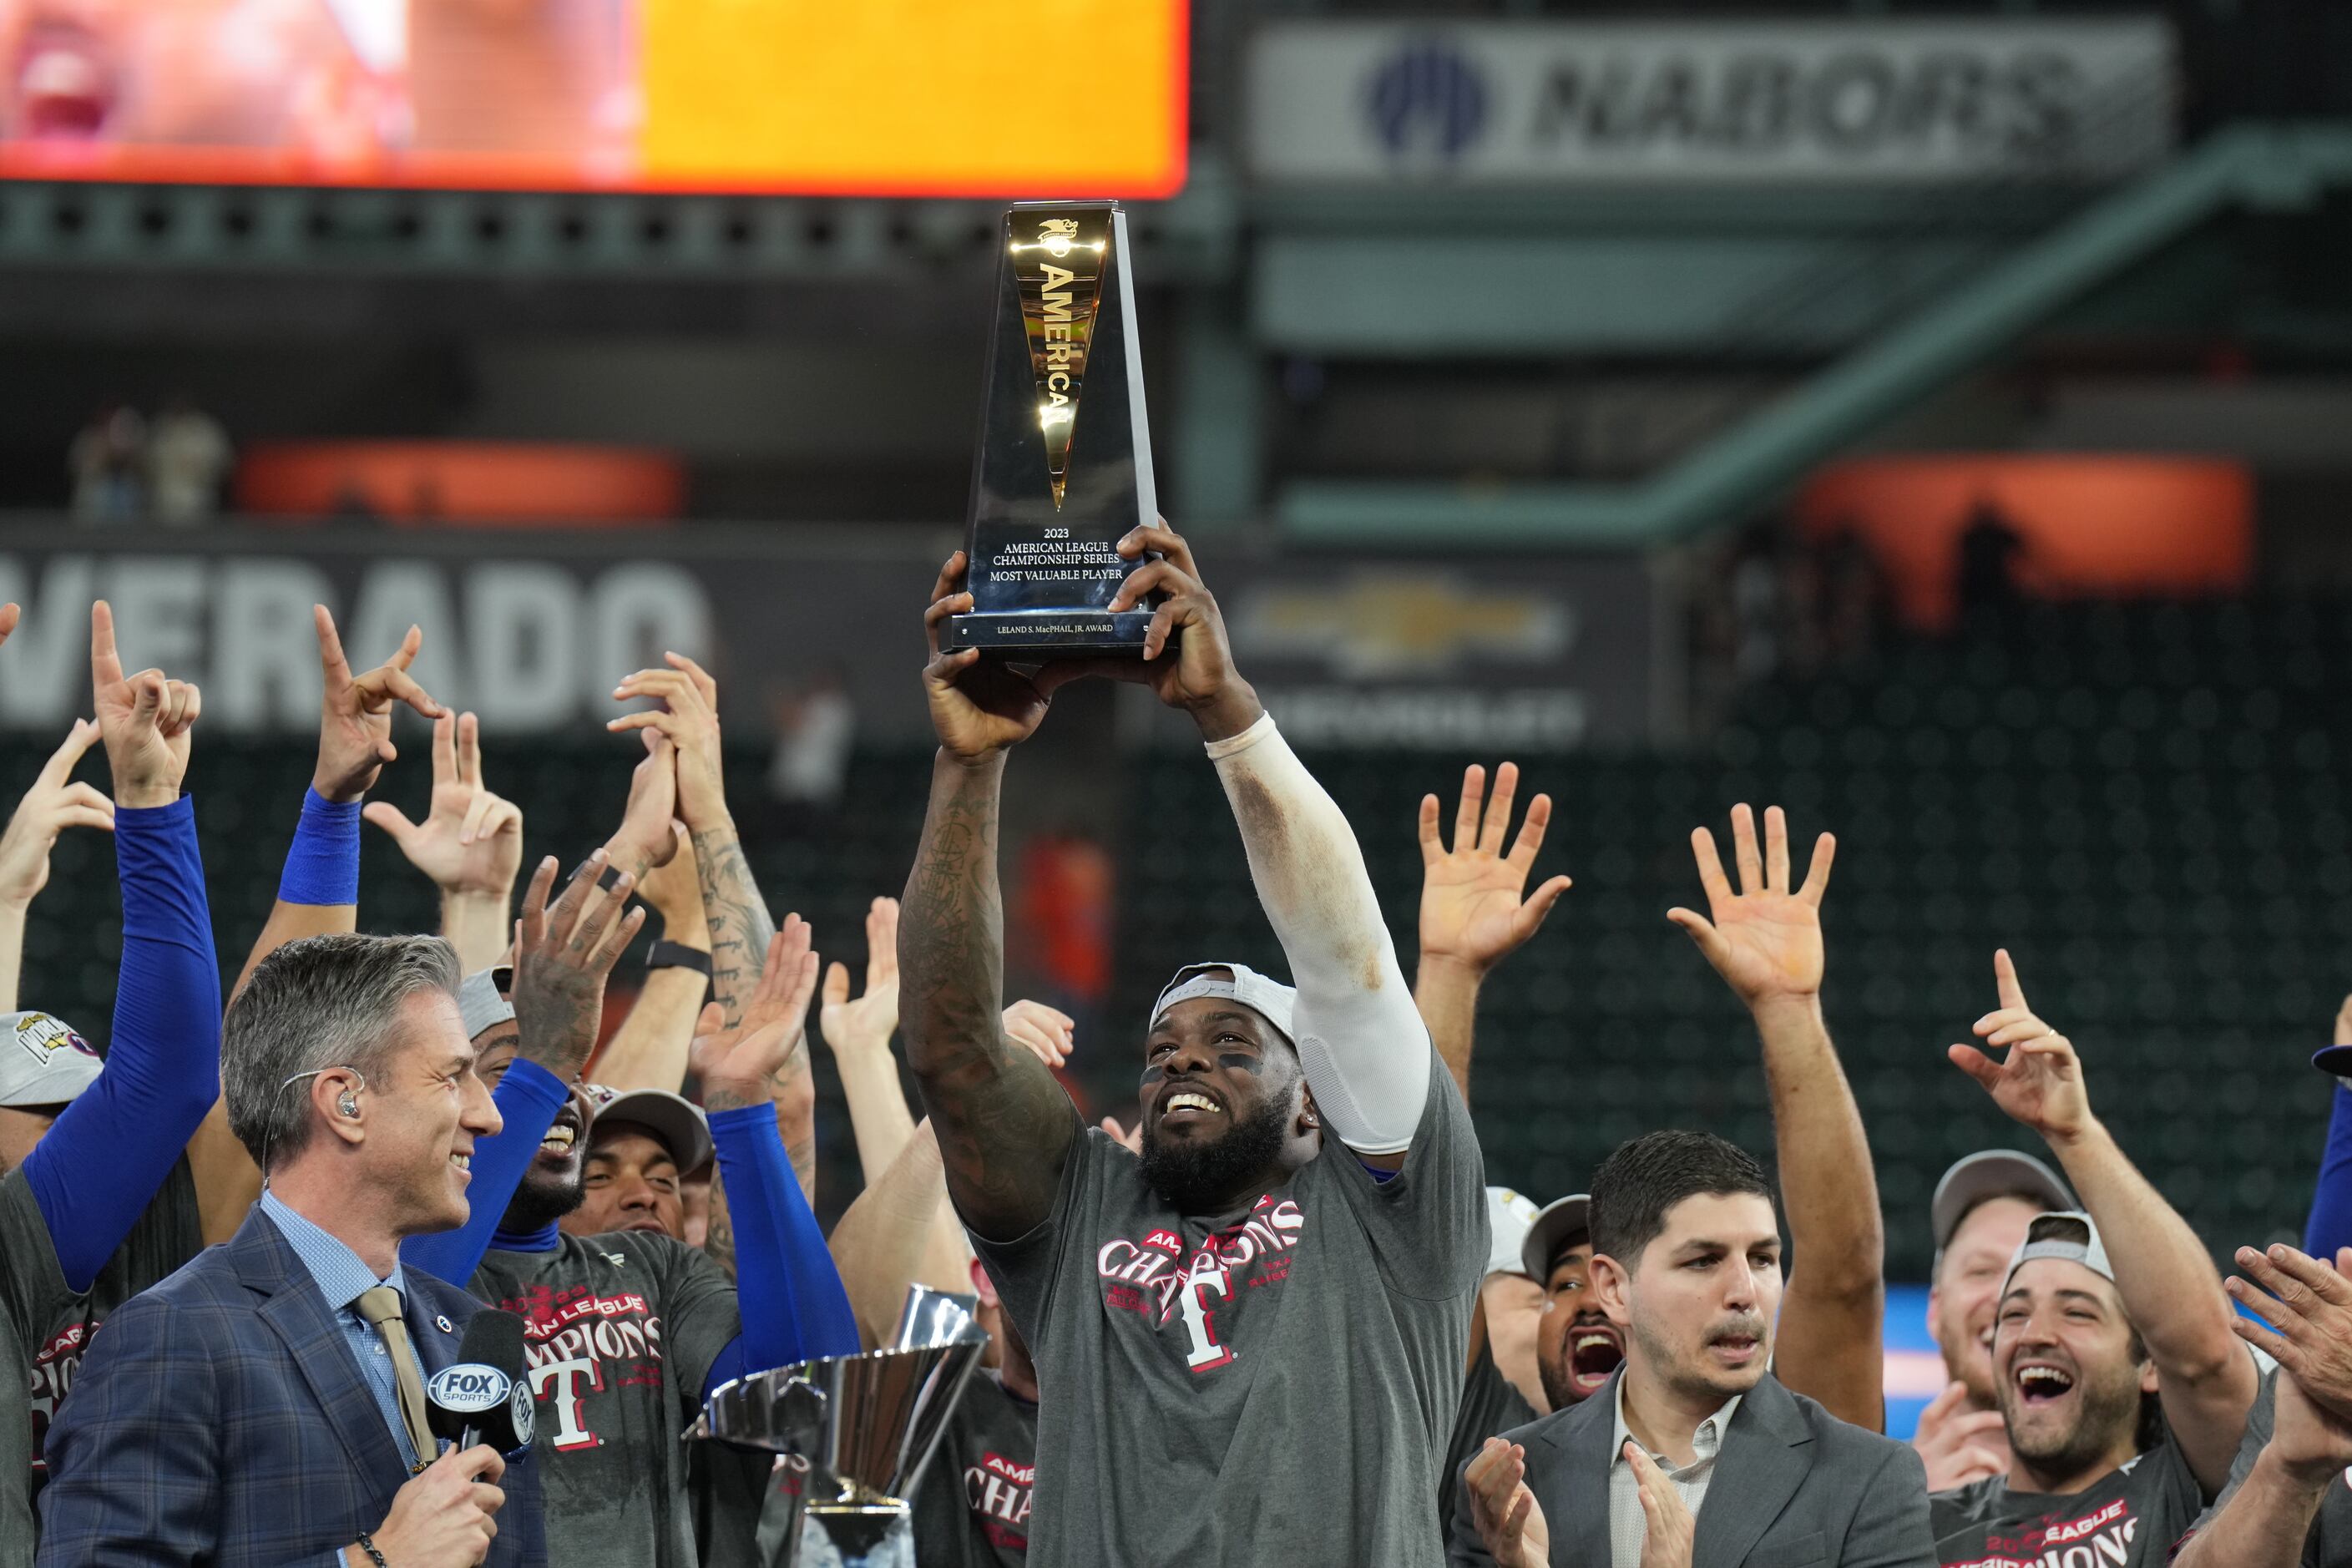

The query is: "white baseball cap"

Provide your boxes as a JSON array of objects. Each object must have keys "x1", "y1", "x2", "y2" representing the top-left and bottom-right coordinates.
[
  {"x1": 1932, "y1": 1149, "x2": 2075, "y2": 1256},
  {"x1": 0, "y1": 1011, "x2": 102, "y2": 1110},
  {"x1": 1485, "y1": 1187, "x2": 1540, "y2": 1277},
  {"x1": 1151, "y1": 962, "x2": 1297, "y2": 1047},
  {"x1": 1520, "y1": 1193, "x2": 1594, "y2": 1282}
]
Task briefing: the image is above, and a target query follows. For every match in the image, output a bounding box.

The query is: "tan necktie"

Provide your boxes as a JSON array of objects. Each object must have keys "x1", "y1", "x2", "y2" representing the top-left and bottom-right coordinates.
[{"x1": 354, "y1": 1285, "x2": 438, "y2": 1469}]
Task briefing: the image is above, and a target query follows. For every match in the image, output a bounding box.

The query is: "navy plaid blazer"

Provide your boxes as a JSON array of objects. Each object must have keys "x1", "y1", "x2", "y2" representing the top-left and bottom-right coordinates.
[{"x1": 35, "y1": 1204, "x2": 546, "y2": 1567}]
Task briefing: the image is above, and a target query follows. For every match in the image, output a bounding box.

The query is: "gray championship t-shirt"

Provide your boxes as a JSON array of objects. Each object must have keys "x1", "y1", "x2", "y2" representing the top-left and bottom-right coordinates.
[
  {"x1": 1, "y1": 1160, "x2": 201, "y2": 1568},
  {"x1": 1930, "y1": 1424, "x2": 2205, "y2": 1567},
  {"x1": 2177, "y1": 1369, "x2": 2349, "y2": 1567},
  {"x1": 971, "y1": 1045, "x2": 1487, "y2": 1566},
  {"x1": 473, "y1": 1231, "x2": 741, "y2": 1568},
  {"x1": 913, "y1": 1369, "x2": 1039, "y2": 1565}
]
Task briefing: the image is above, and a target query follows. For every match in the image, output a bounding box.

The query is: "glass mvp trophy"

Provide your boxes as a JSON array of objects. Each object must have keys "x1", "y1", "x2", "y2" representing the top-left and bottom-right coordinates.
[
  {"x1": 942, "y1": 200, "x2": 1160, "y2": 658},
  {"x1": 689, "y1": 1287, "x2": 989, "y2": 1567}
]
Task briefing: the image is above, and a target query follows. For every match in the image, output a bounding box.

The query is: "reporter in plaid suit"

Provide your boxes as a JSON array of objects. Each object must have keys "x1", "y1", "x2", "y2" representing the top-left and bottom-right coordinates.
[{"x1": 37, "y1": 933, "x2": 546, "y2": 1567}]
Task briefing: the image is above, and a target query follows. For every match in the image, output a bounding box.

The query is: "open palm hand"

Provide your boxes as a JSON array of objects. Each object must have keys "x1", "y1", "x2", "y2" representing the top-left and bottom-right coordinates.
[{"x1": 1669, "y1": 803, "x2": 1833, "y2": 1006}]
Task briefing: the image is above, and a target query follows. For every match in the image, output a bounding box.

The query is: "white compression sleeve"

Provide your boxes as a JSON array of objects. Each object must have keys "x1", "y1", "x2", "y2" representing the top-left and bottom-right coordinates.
[{"x1": 1207, "y1": 713, "x2": 1430, "y2": 1154}]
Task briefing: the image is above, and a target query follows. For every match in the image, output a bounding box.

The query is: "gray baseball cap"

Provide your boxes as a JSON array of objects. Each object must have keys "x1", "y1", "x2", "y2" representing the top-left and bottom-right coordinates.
[
  {"x1": 0, "y1": 1011, "x2": 100, "y2": 1110},
  {"x1": 1931, "y1": 1149, "x2": 2075, "y2": 1254},
  {"x1": 458, "y1": 965, "x2": 515, "y2": 1042},
  {"x1": 1152, "y1": 962, "x2": 1297, "y2": 1048},
  {"x1": 581, "y1": 1084, "x2": 713, "y2": 1175},
  {"x1": 2005, "y1": 1211, "x2": 2115, "y2": 1295},
  {"x1": 1520, "y1": 1193, "x2": 1593, "y2": 1282}
]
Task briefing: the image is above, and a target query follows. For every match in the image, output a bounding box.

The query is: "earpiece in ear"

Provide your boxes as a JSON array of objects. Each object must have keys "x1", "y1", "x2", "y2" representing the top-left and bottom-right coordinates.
[{"x1": 339, "y1": 1095, "x2": 360, "y2": 1118}]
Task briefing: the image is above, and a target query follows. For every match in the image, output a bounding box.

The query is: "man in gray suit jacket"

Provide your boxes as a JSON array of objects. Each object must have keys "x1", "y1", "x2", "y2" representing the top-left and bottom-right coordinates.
[{"x1": 1458, "y1": 1131, "x2": 1935, "y2": 1567}]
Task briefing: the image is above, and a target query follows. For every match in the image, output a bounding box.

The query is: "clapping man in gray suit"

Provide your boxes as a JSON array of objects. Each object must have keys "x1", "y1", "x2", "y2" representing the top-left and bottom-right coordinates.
[{"x1": 1458, "y1": 1131, "x2": 1935, "y2": 1568}]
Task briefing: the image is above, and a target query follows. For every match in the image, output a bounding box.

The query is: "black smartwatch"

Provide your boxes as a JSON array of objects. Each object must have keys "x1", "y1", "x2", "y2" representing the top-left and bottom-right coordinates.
[{"x1": 648, "y1": 940, "x2": 714, "y2": 978}]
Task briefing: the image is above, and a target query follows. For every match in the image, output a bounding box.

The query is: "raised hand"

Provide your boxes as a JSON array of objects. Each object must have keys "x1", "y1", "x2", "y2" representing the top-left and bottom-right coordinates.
[
  {"x1": 918, "y1": 551, "x2": 1082, "y2": 761},
  {"x1": 361, "y1": 711, "x2": 523, "y2": 897},
  {"x1": 0, "y1": 720, "x2": 114, "y2": 908},
  {"x1": 1099, "y1": 1114, "x2": 1143, "y2": 1155},
  {"x1": 1668, "y1": 803, "x2": 1833, "y2": 1008},
  {"x1": 2226, "y1": 1244, "x2": 2352, "y2": 1431},
  {"x1": 311, "y1": 605, "x2": 443, "y2": 803},
  {"x1": 693, "y1": 916, "x2": 822, "y2": 1111},
  {"x1": 1910, "y1": 1381, "x2": 2010, "y2": 1491},
  {"x1": 1003, "y1": 998, "x2": 1075, "y2": 1069},
  {"x1": 1100, "y1": 521, "x2": 1263, "y2": 741},
  {"x1": 1419, "y1": 761, "x2": 1572, "y2": 979},
  {"x1": 509, "y1": 851, "x2": 645, "y2": 1079},
  {"x1": 1626, "y1": 1444, "x2": 1696, "y2": 1568},
  {"x1": 89, "y1": 600, "x2": 200, "y2": 808},
  {"x1": 0, "y1": 601, "x2": 18, "y2": 649},
  {"x1": 605, "y1": 730, "x2": 682, "y2": 878},
  {"x1": 1464, "y1": 1437, "x2": 1550, "y2": 1568},
  {"x1": 608, "y1": 651, "x2": 728, "y2": 831},
  {"x1": 817, "y1": 897, "x2": 900, "y2": 1060},
  {"x1": 1946, "y1": 949, "x2": 2092, "y2": 1145}
]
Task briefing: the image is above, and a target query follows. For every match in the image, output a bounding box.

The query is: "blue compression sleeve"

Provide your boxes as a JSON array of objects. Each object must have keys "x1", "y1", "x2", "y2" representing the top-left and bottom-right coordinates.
[
  {"x1": 704, "y1": 1104, "x2": 861, "y2": 1392},
  {"x1": 25, "y1": 797, "x2": 222, "y2": 1291},
  {"x1": 278, "y1": 789, "x2": 360, "y2": 906},
  {"x1": 402, "y1": 1057, "x2": 569, "y2": 1285},
  {"x1": 2305, "y1": 1080, "x2": 2352, "y2": 1262}
]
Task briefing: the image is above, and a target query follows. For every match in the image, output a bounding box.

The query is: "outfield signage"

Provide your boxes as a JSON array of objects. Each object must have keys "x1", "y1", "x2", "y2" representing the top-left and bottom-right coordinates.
[{"x1": 0, "y1": 528, "x2": 1655, "y2": 750}]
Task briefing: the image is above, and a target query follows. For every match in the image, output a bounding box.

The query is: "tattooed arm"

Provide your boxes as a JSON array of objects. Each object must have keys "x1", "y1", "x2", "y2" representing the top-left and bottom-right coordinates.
[
  {"x1": 609, "y1": 652, "x2": 815, "y2": 1201},
  {"x1": 898, "y1": 555, "x2": 1082, "y2": 1242}
]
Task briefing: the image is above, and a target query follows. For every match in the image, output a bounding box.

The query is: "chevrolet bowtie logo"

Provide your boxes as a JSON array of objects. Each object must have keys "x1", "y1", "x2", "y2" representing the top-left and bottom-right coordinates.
[{"x1": 1229, "y1": 574, "x2": 1571, "y2": 678}]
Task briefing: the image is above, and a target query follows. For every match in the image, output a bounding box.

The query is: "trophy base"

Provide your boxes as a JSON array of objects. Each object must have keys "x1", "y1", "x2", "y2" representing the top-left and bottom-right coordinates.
[{"x1": 943, "y1": 609, "x2": 1154, "y2": 658}]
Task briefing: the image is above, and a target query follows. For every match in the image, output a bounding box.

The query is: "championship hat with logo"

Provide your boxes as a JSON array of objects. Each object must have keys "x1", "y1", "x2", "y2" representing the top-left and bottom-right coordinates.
[
  {"x1": 0, "y1": 1011, "x2": 102, "y2": 1110},
  {"x1": 1485, "y1": 1186, "x2": 1540, "y2": 1278}
]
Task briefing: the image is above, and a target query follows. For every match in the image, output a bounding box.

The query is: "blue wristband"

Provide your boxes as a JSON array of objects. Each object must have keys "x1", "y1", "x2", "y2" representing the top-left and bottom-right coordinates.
[{"x1": 279, "y1": 788, "x2": 362, "y2": 906}]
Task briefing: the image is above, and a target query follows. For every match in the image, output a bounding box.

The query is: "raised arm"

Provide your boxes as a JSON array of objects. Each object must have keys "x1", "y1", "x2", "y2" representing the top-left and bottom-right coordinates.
[
  {"x1": 401, "y1": 853, "x2": 644, "y2": 1282},
  {"x1": 1414, "y1": 761, "x2": 1572, "y2": 1103},
  {"x1": 0, "y1": 718, "x2": 114, "y2": 1013},
  {"x1": 898, "y1": 552, "x2": 1080, "y2": 1241},
  {"x1": 20, "y1": 602, "x2": 219, "y2": 1290},
  {"x1": 362, "y1": 710, "x2": 524, "y2": 974},
  {"x1": 1105, "y1": 521, "x2": 1425, "y2": 1160},
  {"x1": 695, "y1": 928, "x2": 862, "y2": 1372},
  {"x1": 1950, "y1": 948, "x2": 2259, "y2": 1490},
  {"x1": 1671, "y1": 803, "x2": 1883, "y2": 1431},
  {"x1": 609, "y1": 653, "x2": 821, "y2": 1202},
  {"x1": 590, "y1": 824, "x2": 710, "y2": 1093},
  {"x1": 193, "y1": 607, "x2": 442, "y2": 1242},
  {"x1": 2303, "y1": 994, "x2": 2352, "y2": 1262}
]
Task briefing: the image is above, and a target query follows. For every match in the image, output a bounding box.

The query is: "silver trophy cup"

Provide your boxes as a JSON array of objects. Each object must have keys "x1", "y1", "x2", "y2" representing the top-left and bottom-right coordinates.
[{"x1": 690, "y1": 1288, "x2": 989, "y2": 1567}]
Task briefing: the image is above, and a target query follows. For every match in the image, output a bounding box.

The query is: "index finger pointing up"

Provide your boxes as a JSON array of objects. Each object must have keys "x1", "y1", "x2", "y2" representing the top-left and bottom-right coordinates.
[
  {"x1": 1994, "y1": 948, "x2": 2030, "y2": 1013},
  {"x1": 89, "y1": 600, "x2": 123, "y2": 689}
]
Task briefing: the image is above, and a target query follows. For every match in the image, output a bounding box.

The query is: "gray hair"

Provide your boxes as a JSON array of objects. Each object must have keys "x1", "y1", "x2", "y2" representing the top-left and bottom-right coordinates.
[{"x1": 223, "y1": 933, "x2": 463, "y2": 1174}]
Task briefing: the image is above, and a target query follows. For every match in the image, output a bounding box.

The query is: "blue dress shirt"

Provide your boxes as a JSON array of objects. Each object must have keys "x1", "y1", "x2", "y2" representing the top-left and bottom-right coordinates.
[{"x1": 258, "y1": 1191, "x2": 426, "y2": 1473}]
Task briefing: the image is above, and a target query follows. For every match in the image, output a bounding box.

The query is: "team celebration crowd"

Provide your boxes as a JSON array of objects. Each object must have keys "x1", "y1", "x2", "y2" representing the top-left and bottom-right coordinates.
[{"x1": 0, "y1": 524, "x2": 2346, "y2": 1567}]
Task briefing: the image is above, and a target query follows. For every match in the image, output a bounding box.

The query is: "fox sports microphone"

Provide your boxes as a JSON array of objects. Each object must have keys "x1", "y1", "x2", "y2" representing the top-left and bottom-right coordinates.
[{"x1": 424, "y1": 1309, "x2": 535, "y2": 1454}]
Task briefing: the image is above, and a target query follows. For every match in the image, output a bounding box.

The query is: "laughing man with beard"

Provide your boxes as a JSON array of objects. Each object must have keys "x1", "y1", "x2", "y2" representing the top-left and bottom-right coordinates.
[
  {"x1": 1462, "y1": 1131, "x2": 1934, "y2": 1568},
  {"x1": 898, "y1": 525, "x2": 1487, "y2": 1567},
  {"x1": 1925, "y1": 951, "x2": 2258, "y2": 1566}
]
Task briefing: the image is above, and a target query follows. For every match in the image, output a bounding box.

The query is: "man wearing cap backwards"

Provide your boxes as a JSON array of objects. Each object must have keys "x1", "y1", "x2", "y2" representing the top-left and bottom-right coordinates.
[
  {"x1": 899, "y1": 526, "x2": 1487, "y2": 1567},
  {"x1": 1927, "y1": 950, "x2": 2259, "y2": 1565},
  {"x1": 1909, "y1": 1149, "x2": 2075, "y2": 1490},
  {"x1": 0, "y1": 604, "x2": 219, "y2": 1568}
]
